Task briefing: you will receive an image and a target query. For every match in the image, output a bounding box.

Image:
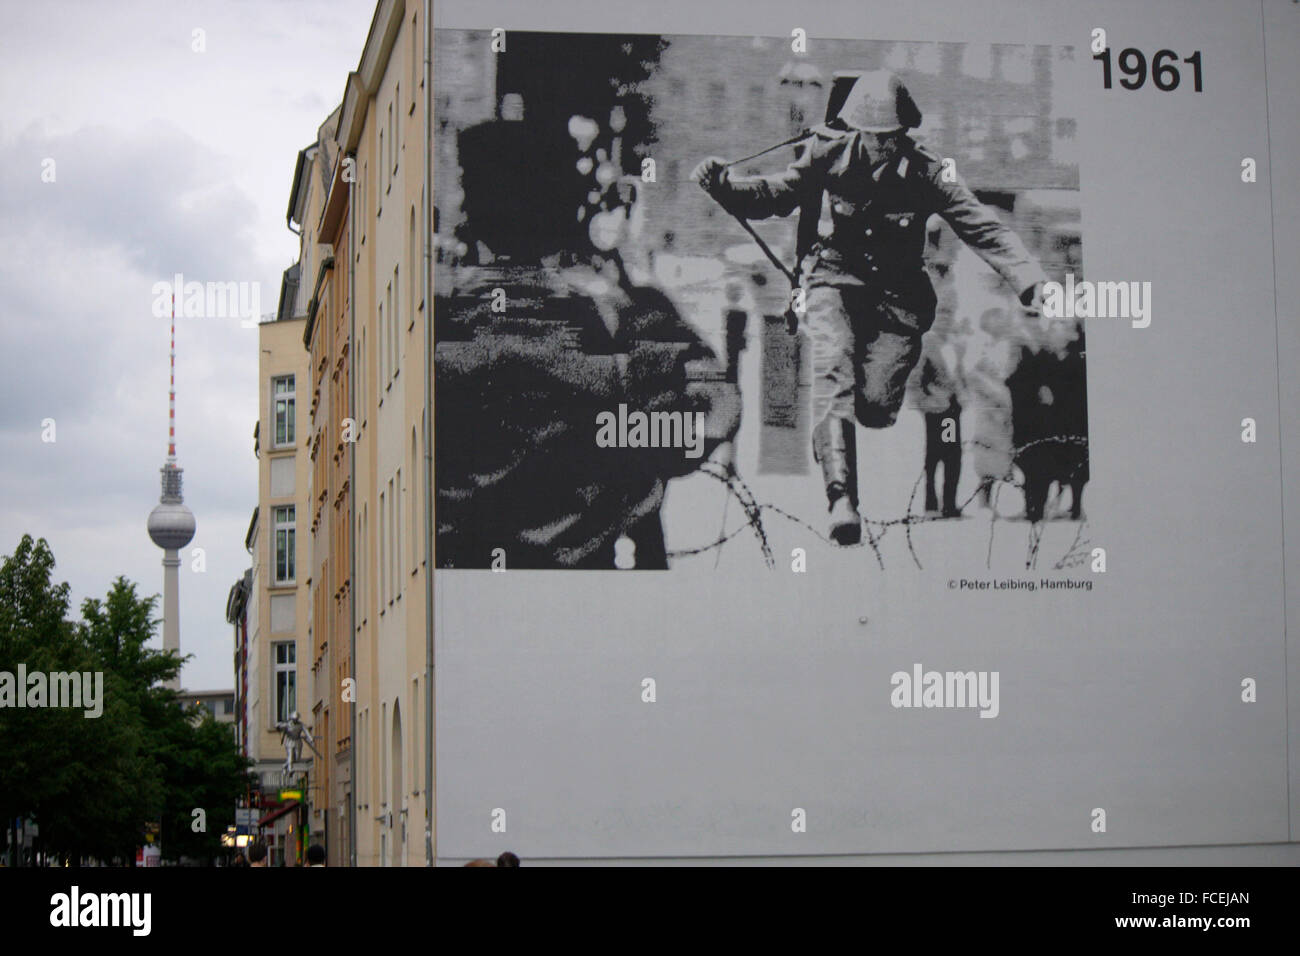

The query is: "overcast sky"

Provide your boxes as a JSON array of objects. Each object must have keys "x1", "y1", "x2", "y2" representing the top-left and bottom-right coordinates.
[{"x1": 0, "y1": 0, "x2": 376, "y2": 690}]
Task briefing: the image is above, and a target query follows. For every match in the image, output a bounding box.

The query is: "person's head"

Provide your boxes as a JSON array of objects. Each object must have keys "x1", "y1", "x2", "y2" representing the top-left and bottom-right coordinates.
[
  {"x1": 306, "y1": 844, "x2": 326, "y2": 867},
  {"x1": 833, "y1": 69, "x2": 921, "y2": 133},
  {"x1": 457, "y1": 118, "x2": 595, "y2": 263},
  {"x1": 247, "y1": 840, "x2": 268, "y2": 867},
  {"x1": 496, "y1": 851, "x2": 520, "y2": 868},
  {"x1": 464, "y1": 858, "x2": 496, "y2": 867}
]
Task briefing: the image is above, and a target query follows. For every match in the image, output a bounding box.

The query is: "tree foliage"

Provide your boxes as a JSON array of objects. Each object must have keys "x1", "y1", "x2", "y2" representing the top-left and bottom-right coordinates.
[{"x1": 0, "y1": 534, "x2": 248, "y2": 865}]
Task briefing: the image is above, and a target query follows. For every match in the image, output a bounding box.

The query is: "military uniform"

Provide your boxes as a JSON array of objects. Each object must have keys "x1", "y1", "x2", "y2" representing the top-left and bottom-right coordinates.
[{"x1": 703, "y1": 100, "x2": 1046, "y2": 541}]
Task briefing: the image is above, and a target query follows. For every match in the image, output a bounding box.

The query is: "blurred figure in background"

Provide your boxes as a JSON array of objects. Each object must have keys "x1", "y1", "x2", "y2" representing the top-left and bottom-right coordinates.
[
  {"x1": 1008, "y1": 316, "x2": 1088, "y2": 521},
  {"x1": 909, "y1": 332, "x2": 965, "y2": 517}
]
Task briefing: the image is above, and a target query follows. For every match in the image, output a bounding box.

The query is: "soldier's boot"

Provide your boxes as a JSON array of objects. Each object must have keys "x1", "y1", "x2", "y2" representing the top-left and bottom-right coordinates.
[
  {"x1": 813, "y1": 417, "x2": 861, "y2": 546},
  {"x1": 1069, "y1": 479, "x2": 1085, "y2": 521}
]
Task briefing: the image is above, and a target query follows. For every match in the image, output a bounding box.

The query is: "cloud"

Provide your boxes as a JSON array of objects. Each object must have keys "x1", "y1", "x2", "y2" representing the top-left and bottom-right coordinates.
[
  {"x1": 0, "y1": 0, "x2": 375, "y2": 691},
  {"x1": 1, "y1": 122, "x2": 260, "y2": 280},
  {"x1": 0, "y1": 123, "x2": 263, "y2": 691}
]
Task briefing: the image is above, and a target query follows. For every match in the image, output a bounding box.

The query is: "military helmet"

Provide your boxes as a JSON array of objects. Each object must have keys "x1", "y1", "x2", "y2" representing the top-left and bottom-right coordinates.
[{"x1": 828, "y1": 69, "x2": 922, "y2": 132}]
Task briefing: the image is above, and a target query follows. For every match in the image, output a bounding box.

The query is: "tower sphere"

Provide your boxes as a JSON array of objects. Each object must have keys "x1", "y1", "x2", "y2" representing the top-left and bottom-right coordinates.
[{"x1": 148, "y1": 500, "x2": 196, "y2": 550}]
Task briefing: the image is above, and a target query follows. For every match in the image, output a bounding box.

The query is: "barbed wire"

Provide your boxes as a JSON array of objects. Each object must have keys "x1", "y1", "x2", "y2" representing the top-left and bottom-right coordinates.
[{"x1": 667, "y1": 433, "x2": 1091, "y2": 572}]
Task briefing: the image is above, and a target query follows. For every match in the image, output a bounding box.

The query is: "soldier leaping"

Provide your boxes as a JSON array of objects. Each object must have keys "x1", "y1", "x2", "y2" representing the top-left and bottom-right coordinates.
[{"x1": 693, "y1": 70, "x2": 1047, "y2": 546}]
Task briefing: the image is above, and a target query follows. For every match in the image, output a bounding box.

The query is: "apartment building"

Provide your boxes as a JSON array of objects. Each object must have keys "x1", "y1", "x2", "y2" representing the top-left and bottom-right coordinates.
[
  {"x1": 246, "y1": 275, "x2": 313, "y2": 866},
  {"x1": 177, "y1": 688, "x2": 237, "y2": 728},
  {"x1": 339, "y1": 0, "x2": 431, "y2": 867},
  {"x1": 276, "y1": 0, "x2": 431, "y2": 866},
  {"x1": 297, "y1": 103, "x2": 358, "y2": 868}
]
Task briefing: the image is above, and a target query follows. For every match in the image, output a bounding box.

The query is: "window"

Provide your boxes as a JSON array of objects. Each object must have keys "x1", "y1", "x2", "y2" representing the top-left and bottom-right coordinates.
[
  {"x1": 356, "y1": 332, "x2": 364, "y2": 424},
  {"x1": 273, "y1": 375, "x2": 295, "y2": 446},
  {"x1": 420, "y1": 410, "x2": 426, "y2": 563},
  {"x1": 273, "y1": 641, "x2": 296, "y2": 724},
  {"x1": 411, "y1": 676, "x2": 419, "y2": 783},
  {"x1": 388, "y1": 477, "x2": 396, "y2": 603},
  {"x1": 358, "y1": 505, "x2": 367, "y2": 625},
  {"x1": 357, "y1": 710, "x2": 364, "y2": 808},
  {"x1": 378, "y1": 130, "x2": 385, "y2": 200},
  {"x1": 379, "y1": 492, "x2": 386, "y2": 610},
  {"x1": 378, "y1": 301, "x2": 386, "y2": 387},
  {"x1": 273, "y1": 505, "x2": 295, "y2": 584},
  {"x1": 411, "y1": 17, "x2": 418, "y2": 105},
  {"x1": 409, "y1": 207, "x2": 417, "y2": 329},
  {"x1": 395, "y1": 467, "x2": 402, "y2": 594},
  {"x1": 389, "y1": 101, "x2": 396, "y2": 176},
  {"x1": 420, "y1": 188, "x2": 427, "y2": 307},
  {"x1": 410, "y1": 428, "x2": 418, "y2": 573},
  {"x1": 387, "y1": 281, "x2": 395, "y2": 379}
]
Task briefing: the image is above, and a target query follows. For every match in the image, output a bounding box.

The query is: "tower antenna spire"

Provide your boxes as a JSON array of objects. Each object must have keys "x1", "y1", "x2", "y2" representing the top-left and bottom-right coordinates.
[
  {"x1": 169, "y1": 292, "x2": 177, "y2": 461},
  {"x1": 148, "y1": 290, "x2": 195, "y2": 692}
]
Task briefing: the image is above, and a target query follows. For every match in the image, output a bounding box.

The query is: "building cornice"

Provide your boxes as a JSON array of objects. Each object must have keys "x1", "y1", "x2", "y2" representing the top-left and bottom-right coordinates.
[
  {"x1": 358, "y1": 0, "x2": 405, "y2": 96},
  {"x1": 337, "y1": 0, "x2": 405, "y2": 153}
]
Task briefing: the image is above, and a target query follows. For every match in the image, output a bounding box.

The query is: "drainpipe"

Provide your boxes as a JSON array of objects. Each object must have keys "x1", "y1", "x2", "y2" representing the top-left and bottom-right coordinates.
[
  {"x1": 347, "y1": 148, "x2": 358, "y2": 869},
  {"x1": 422, "y1": 0, "x2": 435, "y2": 869}
]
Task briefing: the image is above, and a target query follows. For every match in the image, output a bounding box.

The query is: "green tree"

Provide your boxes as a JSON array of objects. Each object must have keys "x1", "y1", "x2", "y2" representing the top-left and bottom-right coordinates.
[
  {"x1": 156, "y1": 705, "x2": 248, "y2": 862},
  {"x1": 0, "y1": 536, "x2": 248, "y2": 865},
  {"x1": 79, "y1": 577, "x2": 247, "y2": 864}
]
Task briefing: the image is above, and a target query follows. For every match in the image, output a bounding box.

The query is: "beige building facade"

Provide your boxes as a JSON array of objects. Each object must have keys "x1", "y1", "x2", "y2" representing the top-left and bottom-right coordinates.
[
  {"x1": 249, "y1": 296, "x2": 313, "y2": 864},
  {"x1": 340, "y1": 0, "x2": 431, "y2": 867},
  {"x1": 278, "y1": 0, "x2": 433, "y2": 865}
]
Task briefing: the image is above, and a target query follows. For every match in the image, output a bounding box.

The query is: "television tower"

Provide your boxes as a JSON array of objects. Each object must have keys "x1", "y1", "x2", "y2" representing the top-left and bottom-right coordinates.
[{"x1": 146, "y1": 295, "x2": 195, "y2": 691}]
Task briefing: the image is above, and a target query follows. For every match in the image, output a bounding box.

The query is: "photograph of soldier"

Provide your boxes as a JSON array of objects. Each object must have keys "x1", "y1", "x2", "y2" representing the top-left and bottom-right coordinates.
[
  {"x1": 434, "y1": 32, "x2": 1090, "y2": 570},
  {"x1": 693, "y1": 70, "x2": 1047, "y2": 545}
]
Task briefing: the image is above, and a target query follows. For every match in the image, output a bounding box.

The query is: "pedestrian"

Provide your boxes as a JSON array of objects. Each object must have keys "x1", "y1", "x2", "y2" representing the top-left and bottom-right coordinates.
[
  {"x1": 247, "y1": 840, "x2": 267, "y2": 868},
  {"x1": 694, "y1": 70, "x2": 1046, "y2": 543},
  {"x1": 306, "y1": 844, "x2": 326, "y2": 867},
  {"x1": 496, "y1": 851, "x2": 520, "y2": 867}
]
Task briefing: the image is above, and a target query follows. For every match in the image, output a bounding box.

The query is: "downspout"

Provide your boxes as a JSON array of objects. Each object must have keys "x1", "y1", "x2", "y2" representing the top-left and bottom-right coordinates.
[
  {"x1": 422, "y1": 0, "x2": 435, "y2": 868},
  {"x1": 347, "y1": 149, "x2": 358, "y2": 869}
]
